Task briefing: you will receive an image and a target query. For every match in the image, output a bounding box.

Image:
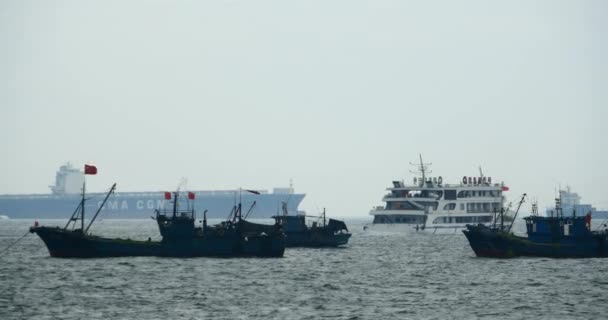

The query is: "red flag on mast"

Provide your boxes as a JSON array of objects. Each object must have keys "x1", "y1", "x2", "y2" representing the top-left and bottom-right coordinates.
[
  {"x1": 164, "y1": 192, "x2": 171, "y2": 200},
  {"x1": 84, "y1": 164, "x2": 97, "y2": 175},
  {"x1": 188, "y1": 192, "x2": 195, "y2": 200}
]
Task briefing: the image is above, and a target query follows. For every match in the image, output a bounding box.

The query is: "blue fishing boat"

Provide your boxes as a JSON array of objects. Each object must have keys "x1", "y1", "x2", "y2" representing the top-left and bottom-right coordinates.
[{"x1": 463, "y1": 194, "x2": 608, "y2": 258}]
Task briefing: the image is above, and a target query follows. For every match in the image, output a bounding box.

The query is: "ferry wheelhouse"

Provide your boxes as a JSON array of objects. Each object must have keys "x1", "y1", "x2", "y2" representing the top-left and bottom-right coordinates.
[{"x1": 366, "y1": 156, "x2": 508, "y2": 234}]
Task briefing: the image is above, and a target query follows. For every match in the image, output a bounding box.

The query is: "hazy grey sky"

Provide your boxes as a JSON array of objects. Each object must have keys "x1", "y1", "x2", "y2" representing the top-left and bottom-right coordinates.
[{"x1": 1, "y1": 0, "x2": 606, "y2": 216}]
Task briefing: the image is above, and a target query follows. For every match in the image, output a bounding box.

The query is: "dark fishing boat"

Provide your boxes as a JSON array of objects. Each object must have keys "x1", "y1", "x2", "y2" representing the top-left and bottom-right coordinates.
[
  {"x1": 463, "y1": 194, "x2": 608, "y2": 258},
  {"x1": 30, "y1": 165, "x2": 285, "y2": 258},
  {"x1": 273, "y1": 205, "x2": 351, "y2": 247}
]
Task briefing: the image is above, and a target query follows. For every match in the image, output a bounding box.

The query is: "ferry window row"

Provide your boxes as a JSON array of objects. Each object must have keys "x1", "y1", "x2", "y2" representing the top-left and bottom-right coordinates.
[
  {"x1": 389, "y1": 190, "x2": 443, "y2": 200},
  {"x1": 432, "y1": 216, "x2": 492, "y2": 224},
  {"x1": 373, "y1": 215, "x2": 426, "y2": 224},
  {"x1": 457, "y1": 190, "x2": 501, "y2": 198},
  {"x1": 386, "y1": 202, "x2": 418, "y2": 210},
  {"x1": 442, "y1": 202, "x2": 500, "y2": 212},
  {"x1": 386, "y1": 201, "x2": 438, "y2": 211},
  {"x1": 466, "y1": 202, "x2": 501, "y2": 213},
  {"x1": 387, "y1": 201, "x2": 499, "y2": 213}
]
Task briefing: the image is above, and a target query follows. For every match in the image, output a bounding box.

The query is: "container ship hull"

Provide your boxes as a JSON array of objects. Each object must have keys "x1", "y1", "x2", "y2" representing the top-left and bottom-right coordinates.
[{"x1": 0, "y1": 192, "x2": 305, "y2": 219}]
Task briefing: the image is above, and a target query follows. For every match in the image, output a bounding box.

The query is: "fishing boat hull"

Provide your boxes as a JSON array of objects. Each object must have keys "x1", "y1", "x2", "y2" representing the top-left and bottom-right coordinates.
[
  {"x1": 273, "y1": 214, "x2": 352, "y2": 247},
  {"x1": 30, "y1": 226, "x2": 285, "y2": 258},
  {"x1": 284, "y1": 231, "x2": 351, "y2": 247},
  {"x1": 463, "y1": 224, "x2": 608, "y2": 258}
]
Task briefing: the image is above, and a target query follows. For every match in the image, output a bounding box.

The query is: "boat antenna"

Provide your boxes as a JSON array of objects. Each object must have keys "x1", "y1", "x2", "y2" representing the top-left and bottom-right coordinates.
[
  {"x1": 410, "y1": 154, "x2": 431, "y2": 186},
  {"x1": 506, "y1": 193, "x2": 527, "y2": 233}
]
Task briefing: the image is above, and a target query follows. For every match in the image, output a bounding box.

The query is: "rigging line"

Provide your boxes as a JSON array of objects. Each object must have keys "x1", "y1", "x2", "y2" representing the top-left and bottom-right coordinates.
[
  {"x1": 592, "y1": 217, "x2": 608, "y2": 232},
  {"x1": 243, "y1": 201, "x2": 257, "y2": 220},
  {"x1": 226, "y1": 205, "x2": 236, "y2": 221},
  {"x1": 0, "y1": 231, "x2": 30, "y2": 257}
]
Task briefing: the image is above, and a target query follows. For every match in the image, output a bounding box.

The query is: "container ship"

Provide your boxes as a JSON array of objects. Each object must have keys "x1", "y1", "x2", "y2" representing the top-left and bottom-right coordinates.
[
  {"x1": 0, "y1": 163, "x2": 305, "y2": 219},
  {"x1": 544, "y1": 187, "x2": 608, "y2": 219}
]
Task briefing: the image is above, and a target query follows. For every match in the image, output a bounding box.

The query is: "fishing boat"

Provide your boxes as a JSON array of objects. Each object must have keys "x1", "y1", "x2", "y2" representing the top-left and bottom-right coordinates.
[
  {"x1": 29, "y1": 165, "x2": 285, "y2": 258},
  {"x1": 273, "y1": 204, "x2": 351, "y2": 247},
  {"x1": 463, "y1": 194, "x2": 608, "y2": 258}
]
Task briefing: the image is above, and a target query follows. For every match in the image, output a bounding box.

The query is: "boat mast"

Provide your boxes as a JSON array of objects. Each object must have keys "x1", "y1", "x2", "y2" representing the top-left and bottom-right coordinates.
[
  {"x1": 323, "y1": 208, "x2": 326, "y2": 227},
  {"x1": 410, "y1": 154, "x2": 431, "y2": 186},
  {"x1": 238, "y1": 188, "x2": 242, "y2": 221},
  {"x1": 419, "y1": 154, "x2": 426, "y2": 183},
  {"x1": 506, "y1": 194, "x2": 527, "y2": 233},
  {"x1": 81, "y1": 182, "x2": 85, "y2": 231},
  {"x1": 555, "y1": 195, "x2": 562, "y2": 219},
  {"x1": 203, "y1": 209, "x2": 208, "y2": 230},
  {"x1": 172, "y1": 192, "x2": 178, "y2": 218}
]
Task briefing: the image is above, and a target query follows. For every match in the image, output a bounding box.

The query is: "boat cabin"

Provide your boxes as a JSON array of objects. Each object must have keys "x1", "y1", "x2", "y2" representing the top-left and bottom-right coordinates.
[
  {"x1": 524, "y1": 215, "x2": 592, "y2": 243},
  {"x1": 274, "y1": 215, "x2": 308, "y2": 233}
]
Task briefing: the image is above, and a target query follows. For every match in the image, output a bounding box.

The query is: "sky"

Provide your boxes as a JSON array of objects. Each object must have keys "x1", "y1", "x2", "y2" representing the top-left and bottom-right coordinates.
[{"x1": 1, "y1": 0, "x2": 607, "y2": 217}]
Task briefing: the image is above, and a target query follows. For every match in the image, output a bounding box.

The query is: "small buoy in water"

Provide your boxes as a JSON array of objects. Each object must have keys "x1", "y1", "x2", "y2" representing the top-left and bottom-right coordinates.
[{"x1": 34, "y1": 220, "x2": 39, "y2": 227}]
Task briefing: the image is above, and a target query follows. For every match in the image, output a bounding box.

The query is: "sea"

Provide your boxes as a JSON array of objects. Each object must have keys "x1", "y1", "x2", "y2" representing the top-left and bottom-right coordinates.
[{"x1": 1, "y1": 218, "x2": 608, "y2": 320}]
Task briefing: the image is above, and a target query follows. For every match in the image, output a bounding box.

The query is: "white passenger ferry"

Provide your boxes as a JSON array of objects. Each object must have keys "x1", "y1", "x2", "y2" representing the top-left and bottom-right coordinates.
[{"x1": 365, "y1": 155, "x2": 508, "y2": 234}]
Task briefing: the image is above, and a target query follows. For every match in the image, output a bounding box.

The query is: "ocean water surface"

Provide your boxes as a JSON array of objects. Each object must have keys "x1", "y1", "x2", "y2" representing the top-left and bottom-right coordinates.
[{"x1": 1, "y1": 219, "x2": 607, "y2": 320}]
